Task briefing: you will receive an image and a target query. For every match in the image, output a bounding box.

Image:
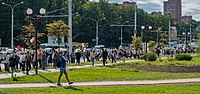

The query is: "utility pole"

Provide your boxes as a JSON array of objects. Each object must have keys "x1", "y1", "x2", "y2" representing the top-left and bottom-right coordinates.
[
  {"x1": 68, "y1": 0, "x2": 72, "y2": 55},
  {"x1": 168, "y1": 13, "x2": 171, "y2": 48},
  {"x1": 190, "y1": 26, "x2": 192, "y2": 46},
  {"x1": 134, "y1": 5, "x2": 137, "y2": 37}
]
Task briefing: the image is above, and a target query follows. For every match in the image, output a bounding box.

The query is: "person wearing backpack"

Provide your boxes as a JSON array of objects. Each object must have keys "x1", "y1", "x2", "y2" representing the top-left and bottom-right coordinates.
[{"x1": 57, "y1": 51, "x2": 73, "y2": 86}]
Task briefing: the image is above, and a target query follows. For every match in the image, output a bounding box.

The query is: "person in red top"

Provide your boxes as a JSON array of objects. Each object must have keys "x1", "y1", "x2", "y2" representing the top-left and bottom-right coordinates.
[{"x1": 38, "y1": 49, "x2": 43, "y2": 68}]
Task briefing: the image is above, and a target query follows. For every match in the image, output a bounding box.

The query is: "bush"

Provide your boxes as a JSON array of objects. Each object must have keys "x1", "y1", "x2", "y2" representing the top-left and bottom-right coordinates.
[
  {"x1": 11, "y1": 74, "x2": 19, "y2": 81},
  {"x1": 175, "y1": 54, "x2": 192, "y2": 61},
  {"x1": 142, "y1": 53, "x2": 157, "y2": 61}
]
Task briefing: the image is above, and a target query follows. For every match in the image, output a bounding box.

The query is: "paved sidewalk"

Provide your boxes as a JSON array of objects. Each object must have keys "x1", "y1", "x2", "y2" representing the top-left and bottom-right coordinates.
[
  {"x1": 0, "y1": 78, "x2": 200, "y2": 88},
  {"x1": 0, "y1": 60, "x2": 143, "y2": 79}
]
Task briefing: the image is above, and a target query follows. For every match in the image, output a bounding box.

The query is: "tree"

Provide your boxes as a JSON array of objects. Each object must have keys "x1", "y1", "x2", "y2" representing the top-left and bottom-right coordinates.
[
  {"x1": 20, "y1": 23, "x2": 44, "y2": 49},
  {"x1": 157, "y1": 27, "x2": 167, "y2": 47},
  {"x1": 148, "y1": 41, "x2": 156, "y2": 52},
  {"x1": 46, "y1": 20, "x2": 69, "y2": 49},
  {"x1": 196, "y1": 34, "x2": 200, "y2": 56},
  {"x1": 132, "y1": 36, "x2": 142, "y2": 54}
]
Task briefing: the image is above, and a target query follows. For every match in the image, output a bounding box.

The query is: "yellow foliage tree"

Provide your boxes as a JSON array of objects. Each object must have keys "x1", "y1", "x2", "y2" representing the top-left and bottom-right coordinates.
[{"x1": 46, "y1": 20, "x2": 70, "y2": 48}]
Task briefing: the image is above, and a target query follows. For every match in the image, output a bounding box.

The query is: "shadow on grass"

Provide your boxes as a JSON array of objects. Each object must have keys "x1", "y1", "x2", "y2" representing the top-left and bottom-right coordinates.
[
  {"x1": 38, "y1": 75, "x2": 54, "y2": 83},
  {"x1": 63, "y1": 86, "x2": 83, "y2": 91}
]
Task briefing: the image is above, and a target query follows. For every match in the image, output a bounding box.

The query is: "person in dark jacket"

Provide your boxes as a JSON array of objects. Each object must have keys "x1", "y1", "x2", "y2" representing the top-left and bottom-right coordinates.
[
  {"x1": 75, "y1": 50, "x2": 81, "y2": 65},
  {"x1": 102, "y1": 48, "x2": 108, "y2": 66},
  {"x1": 9, "y1": 53, "x2": 15, "y2": 76},
  {"x1": 41, "y1": 51, "x2": 47, "y2": 70},
  {"x1": 57, "y1": 51, "x2": 73, "y2": 86},
  {"x1": 25, "y1": 51, "x2": 32, "y2": 75}
]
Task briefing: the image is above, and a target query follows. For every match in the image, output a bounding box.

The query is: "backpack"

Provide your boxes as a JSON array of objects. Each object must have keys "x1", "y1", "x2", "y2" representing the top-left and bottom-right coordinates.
[
  {"x1": 26, "y1": 54, "x2": 32, "y2": 63},
  {"x1": 56, "y1": 58, "x2": 61, "y2": 68}
]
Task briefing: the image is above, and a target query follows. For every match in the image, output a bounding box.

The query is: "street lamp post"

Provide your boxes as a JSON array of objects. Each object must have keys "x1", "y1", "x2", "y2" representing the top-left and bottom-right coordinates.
[
  {"x1": 68, "y1": 0, "x2": 73, "y2": 55},
  {"x1": 141, "y1": 26, "x2": 145, "y2": 52},
  {"x1": 141, "y1": 26, "x2": 145, "y2": 42},
  {"x1": 27, "y1": 8, "x2": 46, "y2": 75},
  {"x1": 141, "y1": 26, "x2": 152, "y2": 53},
  {"x1": 120, "y1": 21, "x2": 129, "y2": 46},
  {"x1": 2, "y1": 1, "x2": 23, "y2": 49},
  {"x1": 134, "y1": 5, "x2": 137, "y2": 37},
  {"x1": 168, "y1": 13, "x2": 171, "y2": 48},
  {"x1": 111, "y1": 21, "x2": 133, "y2": 46},
  {"x1": 182, "y1": 31, "x2": 190, "y2": 53},
  {"x1": 189, "y1": 26, "x2": 192, "y2": 46},
  {"x1": 89, "y1": 17, "x2": 105, "y2": 46}
]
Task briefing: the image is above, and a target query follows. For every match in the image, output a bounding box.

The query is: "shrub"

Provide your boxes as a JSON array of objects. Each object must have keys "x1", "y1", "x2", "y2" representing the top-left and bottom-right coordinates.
[
  {"x1": 11, "y1": 74, "x2": 19, "y2": 81},
  {"x1": 142, "y1": 53, "x2": 157, "y2": 61},
  {"x1": 175, "y1": 54, "x2": 192, "y2": 61}
]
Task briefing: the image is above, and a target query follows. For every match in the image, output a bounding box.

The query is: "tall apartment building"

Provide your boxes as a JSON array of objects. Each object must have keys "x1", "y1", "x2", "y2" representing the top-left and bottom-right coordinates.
[
  {"x1": 123, "y1": 1, "x2": 136, "y2": 6},
  {"x1": 164, "y1": 0, "x2": 182, "y2": 23}
]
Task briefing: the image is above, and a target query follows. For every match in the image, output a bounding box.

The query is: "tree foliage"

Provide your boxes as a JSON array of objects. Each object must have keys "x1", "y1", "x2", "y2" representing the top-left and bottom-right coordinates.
[
  {"x1": 46, "y1": 20, "x2": 69, "y2": 46},
  {"x1": 19, "y1": 23, "x2": 44, "y2": 49},
  {"x1": 132, "y1": 36, "x2": 142, "y2": 51},
  {"x1": 157, "y1": 27, "x2": 167, "y2": 47},
  {"x1": 148, "y1": 41, "x2": 156, "y2": 52}
]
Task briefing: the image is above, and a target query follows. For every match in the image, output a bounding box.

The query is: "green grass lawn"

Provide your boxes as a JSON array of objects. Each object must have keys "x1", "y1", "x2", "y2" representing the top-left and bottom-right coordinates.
[
  {"x1": 158, "y1": 56, "x2": 200, "y2": 66},
  {"x1": 1, "y1": 83, "x2": 200, "y2": 94},
  {"x1": 1, "y1": 67, "x2": 200, "y2": 84}
]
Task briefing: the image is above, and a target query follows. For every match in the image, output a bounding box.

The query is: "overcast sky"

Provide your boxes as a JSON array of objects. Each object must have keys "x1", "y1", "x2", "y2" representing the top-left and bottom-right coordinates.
[{"x1": 91, "y1": 0, "x2": 200, "y2": 21}]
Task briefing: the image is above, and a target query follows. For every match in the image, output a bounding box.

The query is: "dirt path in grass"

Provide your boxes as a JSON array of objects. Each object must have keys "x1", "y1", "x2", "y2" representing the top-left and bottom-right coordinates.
[{"x1": 114, "y1": 65, "x2": 200, "y2": 73}]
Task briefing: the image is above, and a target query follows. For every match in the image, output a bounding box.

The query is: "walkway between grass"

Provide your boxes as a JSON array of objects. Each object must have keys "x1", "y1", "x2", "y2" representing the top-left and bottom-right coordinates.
[
  {"x1": 0, "y1": 60, "x2": 143, "y2": 79},
  {"x1": 0, "y1": 78, "x2": 200, "y2": 89}
]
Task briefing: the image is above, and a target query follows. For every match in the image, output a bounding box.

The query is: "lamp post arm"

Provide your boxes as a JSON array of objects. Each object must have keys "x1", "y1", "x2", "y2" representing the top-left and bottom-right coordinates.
[
  {"x1": 89, "y1": 18, "x2": 97, "y2": 22},
  {"x1": 2, "y1": 3, "x2": 12, "y2": 9},
  {"x1": 98, "y1": 17, "x2": 105, "y2": 22},
  {"x1": 13, "y1": 2, "x2": 23, "y2": 9}
]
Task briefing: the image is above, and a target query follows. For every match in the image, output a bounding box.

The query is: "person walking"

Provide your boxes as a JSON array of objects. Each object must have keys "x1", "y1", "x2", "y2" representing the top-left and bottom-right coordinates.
[
  {"x1": 102, "y1": 48, "x2": 108, "y2": 66},
  {"x1": 20, "y1": 52, "x2": 26, "y2": 74},
  {"x1": 52, "y1": 50, "x2": 59, "y2": 69},
  {"x1": 9, "y1": 53, "x2": 15, "y2": 76},
  {"x1": 38, "y1": 49, "x2": 42, "y2": 68},
  {"x1": 82, "y1": 51, "x2": 86, "y2": 63},
  {"x1": 57, "y1": 51, "x2": 73, "y2": 86},
  {"x1": 111, "y1": 50, "x2": 117, "y2": 63},
  {"x1": 90, "y1": 50, "x2": 95, "y2": 66},
  {"x1": 25, "y1": 51, "x2": 32, "y2": 75},
  {"x1": 75, "y1": 50, "x2": 81, "y2": 65},
  {"x1": 4, "y1": 53, "x2": 10, "y2": 72},
  {"x1": 86, "y1": 51, "x2": 90, "y2": 62},
  {"x1": 41, "y1": 51, "x2": 47, "y2": 70},
  {"x1": 14, "y1": 53, "x2": 20, "y2": 71}
]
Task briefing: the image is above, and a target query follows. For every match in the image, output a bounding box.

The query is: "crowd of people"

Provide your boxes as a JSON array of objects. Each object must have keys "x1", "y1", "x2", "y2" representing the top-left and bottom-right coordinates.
[
  {"x1": 0, "y1": 47, "x2": 197, "y2": 77},
  {"x1": 0, "y1": 48, "x2": 138, "y2": 75}
]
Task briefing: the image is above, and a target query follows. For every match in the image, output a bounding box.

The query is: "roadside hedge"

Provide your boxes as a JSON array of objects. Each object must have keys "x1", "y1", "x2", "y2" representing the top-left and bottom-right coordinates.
[
  {"x1": 142, "y1": 53, "x2": 157, "y2": 61},
  {"x1": 175, "y1": 54, "x2": 192, "y2": 61}
]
